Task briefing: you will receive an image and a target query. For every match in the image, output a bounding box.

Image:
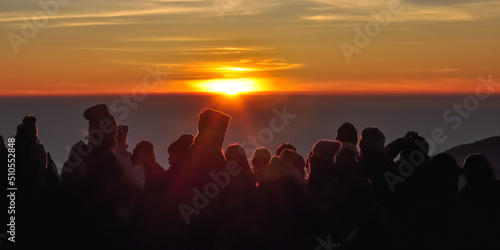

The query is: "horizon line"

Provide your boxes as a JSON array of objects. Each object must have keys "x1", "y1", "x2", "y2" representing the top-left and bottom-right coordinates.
[{"x1": 2, "y1": 91, "x2": 499, "y2": 97}]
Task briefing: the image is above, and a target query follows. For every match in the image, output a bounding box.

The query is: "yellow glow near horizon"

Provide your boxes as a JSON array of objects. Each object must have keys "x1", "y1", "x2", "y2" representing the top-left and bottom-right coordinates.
[
  {"x1": 197, "y1": 78, "x2": 262, "y2": 95},
  {"x1": 218, "y1": 67, "x2": 254, "y2": 72}
]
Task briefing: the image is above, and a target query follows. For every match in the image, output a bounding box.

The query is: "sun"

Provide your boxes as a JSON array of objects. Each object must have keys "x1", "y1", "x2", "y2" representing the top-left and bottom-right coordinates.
[{"x1": 198, "y1": 78, "x2": 262, "y2": 95}]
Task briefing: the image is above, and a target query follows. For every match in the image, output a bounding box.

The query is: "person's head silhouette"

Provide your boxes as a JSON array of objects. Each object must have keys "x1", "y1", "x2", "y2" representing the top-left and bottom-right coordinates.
[
  {"x1": 226, "y1": 144, "x2": 249, "y2": 168},
  {"x1": 16, "y1": 115, "x2": 39, "y2": 145},
  {"x1": 194, "y1": 108, "x2": 231, "y2": 149},
  {"x1": 168, "y1": 134, "x2": 194, "y2": 168},
  {"x1": 463, "y1": 153, "x2": 495, "y2": 186},
  {"x1": 336, "y1": 122, "x2": 358, "y2": 145},
  {"x1": 278, "y1": 149, "x2": 306, "y2": 180},
  {"x1": 131, "y1": 141, "x2": 156, "y2": 166},
  {"x1": 276, "y1": 143, "x2": 296, "y2": 156},
  {"x1": 311, "y1": 139, "x2": 342, "y2": 163},
  {"x1": 252, "y1": 147, "x2": 272, "y2": 183},
  {"x1": 83, "y1": 104, "x2": 118, "y2": 149},
  {"x1": 359, "y1": 127, "x2": 385, "y2": 157}
]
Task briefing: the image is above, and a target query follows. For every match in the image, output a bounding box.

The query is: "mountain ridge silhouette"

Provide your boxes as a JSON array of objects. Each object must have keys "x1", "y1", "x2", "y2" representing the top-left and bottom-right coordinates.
[{"x1": 444, "y1": 135, "x2": 500, "y2": 177}]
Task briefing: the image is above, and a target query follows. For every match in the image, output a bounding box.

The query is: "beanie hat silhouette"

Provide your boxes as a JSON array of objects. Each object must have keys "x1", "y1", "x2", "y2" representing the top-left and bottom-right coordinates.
[
  {"x1": 359, "y1": 127, "x2": 385, "y2": 151},
  {"x1": 312, "y1": 139, "x2": 342, "y2": 163},
  {"x1": 168, "y1": 134, "x2": 194, "y2": 155},
  {"x1": 133, "y1": 141, "x2": 154, "y2": 154},
  {"x1": 336, "y1": 122, "x2": 358, "y2": 145},
  {"x1": 266, "y1": 152, "x2": 305, "y2": 186},
  {"x1": 276, "y1": 143, "x2": 296, "y2": 156},
  {"x1": 131, "y1": 141, "x2": 155, "y2": 163},
  {"x1": 463, "y1": 153, "x2": 495, "y2": 185},
  {"x1": 22, "y1": 115, "x2": 37, "y2": 124},
  {"x1": 197, "y1": 108, "x2": 231, "y2": 134},
  {"x1": 279, "y1": 149, "x2": 301, "y2": 167},
  {"x1": 253, "y1": 147, "x2": 272, "y2": 162},
  {"x1": 83, "y1": 104, "x2": 117, "y2": 145},
  {"x1": 16, "y1": 115, "x2": 38, "y2": 144}
]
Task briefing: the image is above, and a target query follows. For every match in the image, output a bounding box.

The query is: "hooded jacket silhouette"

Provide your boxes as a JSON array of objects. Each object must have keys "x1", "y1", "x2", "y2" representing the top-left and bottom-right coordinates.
[{"x1": 174, "y1": 108, "x2": 231, "y2": 193}]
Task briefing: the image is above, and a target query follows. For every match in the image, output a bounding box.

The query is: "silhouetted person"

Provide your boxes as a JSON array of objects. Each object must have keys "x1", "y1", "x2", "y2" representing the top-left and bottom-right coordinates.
[
  {"x1": 384, "y1": 131, "x2": 432, "y2": 248},
  {"x1": 455, "y1": 154, "x2": 500, "y2": 249},
  {"x1": 212, "y1": 146, "x2": 271, "y2": 250},
  {"x1": 171, "y1": 108, "x2": 231, "y2": 248},
  {"x1": 340, "y1": 177, "x2": 396, "y2": 249},
  {"x1": 114, "y1": 125, "x2": 144, "y2": 196},
  {"x1": 15, "y1": 115, "x2": 47, "y2": 202},
  {"x1": 265, "y1": 149, "x2": 306, "y2": 201},
  {"x1": 461, "y1": 154, "x2": 497, "y2": 190},
  {"x1": 13, "y1": 115, "x2": 47, "y2": 247},
  {"x1": 221, "y1": 144, "x2": 258, "y2": 228},
  {"x1": 251, "y1": 147, "x2": 272, "y2": 186},
  {"x1": 357, "y1": 127, "x2": 395, "y2": 211},
  {"x1": 61, "y1": 140, "x2": 88, "y2": 194},
  {"x1": 81, "y1": 104, "x2": 127, "y2": 209},
  {"x1": 278, "y1": 148, "x2": 306, "y2": 180},
  {"x1": 276, "y1": 142, "x2": 296, "y2": 156},
  {"x1": 429, "y1": 153, "x2": 461, "y2": 201},
  {"x1": 336, "y1": 122, "x2": 358, "y2": 145},
  {"x1": 129, "y1": 141, "x2": 165, "y2": 248},
  {"x1": 225, "y1": 144, "x2": 256, "y2": 190},
  {"x1": 163, "y1": 133, "x2": 194, "y2": 198},
  {"x1": 306, "y1": 140, "x2": 342, "y2": 235},
  {"x1": 335, "y1": 122, "x2": 359, "y2": 186},
  {"x1": 131, "y1": 141, "x2": 165, "y2": 190},
  {"x1": 306, "y1": 140, "x2": 342, "y2": 208},
  {"x1": 163, "y1": 134, "x2": 194, "y2": 208},
  {"x1": 167, "y1": 133, "x2": 194, "y2": 171},
  {"x1": 385, "y1": 132, "x2": 431, "y2": 207},
  {"x1": 175, "y1": 109, "x2": 231, "y2": 188},
  {"x1": 413, "y1": 153, "x2": 461, "y2": 249},
  {"x1": 262, "y1": 150, "x2": 329, "y2": 249},
  {"x1": 62, "y1": 104, "x2": 130, "y2": 249}
]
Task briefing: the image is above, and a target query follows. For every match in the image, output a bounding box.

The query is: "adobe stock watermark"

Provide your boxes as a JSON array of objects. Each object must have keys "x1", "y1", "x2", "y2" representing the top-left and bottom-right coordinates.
[
  {"x1": 384, "y1": 74, "x2": 499, "y2": 192},
  {"x1": 178, "y1": 106, "x2": 297, "y2": 224},
  {"x1": 340, "y1": 0, "x2": 403, "y2": 63},
  {"x1": 7, "y1": 0, "x2": 70, "y2": 54},
  {"x1": 60, "y1": 65, "x2": 168, "y2": 174},
  {"x1": 239, "y1": 106, "x2": 297, "y2": 161},
  {"x1": 110, "y1": 65, "x2": 169, "y2": 120},
  {"x1": 213, "y1": 0, "x2": 243, "y2": 21}
]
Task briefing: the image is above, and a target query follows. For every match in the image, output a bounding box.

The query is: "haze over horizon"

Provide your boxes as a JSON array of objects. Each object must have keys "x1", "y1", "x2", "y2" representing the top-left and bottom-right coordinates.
[{"x1": 1, "y1": 94, "x2": 499, "y2": 172}]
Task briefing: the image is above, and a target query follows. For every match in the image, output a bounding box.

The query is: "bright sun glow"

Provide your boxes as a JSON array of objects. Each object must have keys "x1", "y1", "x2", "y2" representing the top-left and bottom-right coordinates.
[
  {"x1": 198, "y1": 78, "x2": 262, "y2": 95},
  {"x1": 218, "y1": 67, "x2": 254, "y2": 72}
]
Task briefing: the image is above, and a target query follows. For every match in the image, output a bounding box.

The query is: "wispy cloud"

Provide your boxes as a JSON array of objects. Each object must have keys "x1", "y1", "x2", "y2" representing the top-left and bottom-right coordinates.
[
  {"x1": 48, "y1": 20, "x2": 134, "y2": 28},
  {"x1": 409, "y1": 68, "x2": 460, "y2": 73},
  {"x1": 303, "y1": 0, "x2": 500, "y2": 22},
  {"x1": 123, "y1": 37, "x2": 221, "y2": 42},
  {"x1": 0, "y1": 7, "x2": 208, "y2": 23},
  {"x1": 177, "y1": 46, "x2": 274, "y2": 55}
]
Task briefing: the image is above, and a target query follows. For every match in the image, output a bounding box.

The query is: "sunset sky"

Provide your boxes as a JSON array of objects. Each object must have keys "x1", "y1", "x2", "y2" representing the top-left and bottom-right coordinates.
[{"x1": 1, "y1": 0, "x2": 500, "y2": 95}]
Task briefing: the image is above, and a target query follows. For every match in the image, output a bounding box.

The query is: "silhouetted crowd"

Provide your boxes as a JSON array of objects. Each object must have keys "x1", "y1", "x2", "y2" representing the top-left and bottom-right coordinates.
[{"x1": 4, "y1": 104, "x2": 500, "y2": 250}]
